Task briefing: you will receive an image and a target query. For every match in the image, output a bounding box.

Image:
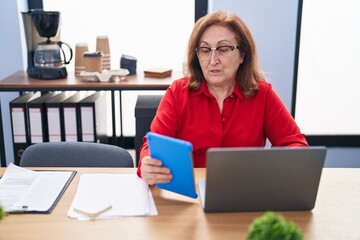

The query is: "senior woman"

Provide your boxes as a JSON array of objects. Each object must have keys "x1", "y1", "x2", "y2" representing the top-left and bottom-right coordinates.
[{"x1": 137, "y1": 10, "x2": 308, "y2": 185}]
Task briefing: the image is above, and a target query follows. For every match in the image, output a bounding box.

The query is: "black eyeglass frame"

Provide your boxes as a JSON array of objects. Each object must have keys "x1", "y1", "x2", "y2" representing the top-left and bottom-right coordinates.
[{"x1": 195, "y1": 45, "x2": 240, "y2": 59}]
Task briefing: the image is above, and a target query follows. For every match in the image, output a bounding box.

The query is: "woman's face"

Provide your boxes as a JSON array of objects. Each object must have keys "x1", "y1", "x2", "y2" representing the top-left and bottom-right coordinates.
[{"x1": 197, "y1": 25, "x2": 244, "y2": 88}]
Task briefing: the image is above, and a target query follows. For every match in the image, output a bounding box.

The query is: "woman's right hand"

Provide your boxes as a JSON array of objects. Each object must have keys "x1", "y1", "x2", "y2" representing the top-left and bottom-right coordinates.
[{"x1": 140, "y1": 156, "x2": 172, "y2": 185}]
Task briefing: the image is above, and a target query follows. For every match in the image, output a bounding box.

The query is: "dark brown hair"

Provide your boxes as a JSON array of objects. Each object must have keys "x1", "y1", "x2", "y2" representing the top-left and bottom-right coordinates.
[{"x1": 186, "y1": 11, "x2": 265, "y2": 97}]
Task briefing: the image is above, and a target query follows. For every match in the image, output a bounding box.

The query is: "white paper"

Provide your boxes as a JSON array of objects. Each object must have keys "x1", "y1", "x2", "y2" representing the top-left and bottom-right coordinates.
[
  {"x1": 80, "y1": 107, "x2": 94, "y2": 142},
  {"x1": 64, "y1": 107, "x2": 78, "y2": 142},
  {"x1": 68, "y1": 174, "x2": 158, "y2": 220},
  {"x1": 11, "y1": 107, "x2": 26, "y2": 143},
  {"x1": 0, "y1": 163, "x2": 74, "y2": 212},
  {"x1": 47, "y1": 107, "x2": 61, "y2": 142},
  {"x1": 29, "y1": 108, "x2": 43, "y2": 143}
]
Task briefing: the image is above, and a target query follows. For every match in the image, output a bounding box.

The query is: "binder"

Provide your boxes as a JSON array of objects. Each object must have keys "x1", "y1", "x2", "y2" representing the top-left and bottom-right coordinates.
[
  {"x1": 45, "y1": 92, "x2": 74, "y2": 142},
  {"x1": 79, "y1": 91, "x2": 108, "y2": 143},
  {"x1": 0, "y1": 99, "x2": 5, "y2": 167},
  {"x1": 9, "y1": 92, "x2": 39, "y2": 165},
  {"x1": 61, "y1": 92, "x2": 88, "y2": 142},
  {"x1": 28, "y1": 92, "x2": 59, "y2": 144}
]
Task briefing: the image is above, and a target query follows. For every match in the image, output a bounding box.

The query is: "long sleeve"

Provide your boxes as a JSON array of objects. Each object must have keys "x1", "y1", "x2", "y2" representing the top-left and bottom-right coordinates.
[{"x1": 137, "y1": 79, "x2": 308, "y2": 177}]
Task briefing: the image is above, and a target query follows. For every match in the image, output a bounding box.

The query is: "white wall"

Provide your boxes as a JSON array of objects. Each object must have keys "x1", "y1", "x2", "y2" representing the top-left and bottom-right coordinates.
[
  {"x1": 0, "y1": 0, "x2": 27, "y2": 166},
  {"x1": 210, "y1": 0, "x2": 298, "y2": 111}
]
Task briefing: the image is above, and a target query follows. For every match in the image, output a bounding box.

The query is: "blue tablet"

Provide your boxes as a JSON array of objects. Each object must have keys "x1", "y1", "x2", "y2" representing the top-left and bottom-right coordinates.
[{"x1": 146, "y1": 132, "x2": 198, "y2": 199}]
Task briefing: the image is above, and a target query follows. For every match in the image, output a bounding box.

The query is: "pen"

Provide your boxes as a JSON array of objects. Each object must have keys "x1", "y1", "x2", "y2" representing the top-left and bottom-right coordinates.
[{"x1": 73, "y1": 205, "x2": 112, "y2": 218}]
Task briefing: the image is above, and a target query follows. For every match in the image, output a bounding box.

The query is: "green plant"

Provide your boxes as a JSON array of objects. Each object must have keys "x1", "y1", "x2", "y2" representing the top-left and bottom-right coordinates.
[
  {"x1": 247, "y1": 211, "x2": 303, "y2": 240},
  {"x1": 0, "y1": 204, "x2": 5, "y2": 221}
]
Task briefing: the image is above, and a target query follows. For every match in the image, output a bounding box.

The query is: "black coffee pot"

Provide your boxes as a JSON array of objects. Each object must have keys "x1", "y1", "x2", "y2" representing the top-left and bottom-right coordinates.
[{"x1": 22, "y1": 10, "x2": 73, "y2": 79}]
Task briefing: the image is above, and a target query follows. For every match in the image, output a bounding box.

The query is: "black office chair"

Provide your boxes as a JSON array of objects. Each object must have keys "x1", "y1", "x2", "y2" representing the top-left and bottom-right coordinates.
[
  {"x1": 134, "y1": 95, "x2": 163, "y2": 166},
  {"x1": 19, "y1": 142, "x2": 134, "y2": 167}
]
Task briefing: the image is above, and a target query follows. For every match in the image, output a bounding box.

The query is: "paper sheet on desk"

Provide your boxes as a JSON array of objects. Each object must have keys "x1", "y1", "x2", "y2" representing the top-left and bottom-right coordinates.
[{"x1": 68, "y1": 174, "x2": 157, "y2": 220}]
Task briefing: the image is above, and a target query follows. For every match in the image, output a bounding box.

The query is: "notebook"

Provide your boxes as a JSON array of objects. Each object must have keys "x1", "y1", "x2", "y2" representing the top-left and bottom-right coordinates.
[{"x1": 198, "y1": 147, "x2": 327, "y2": 213}]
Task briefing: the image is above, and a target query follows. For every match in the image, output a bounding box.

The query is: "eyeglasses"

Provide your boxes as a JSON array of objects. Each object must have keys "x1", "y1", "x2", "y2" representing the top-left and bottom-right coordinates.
[{"x1": 195, "y1": 45, "x2": 240, "y2": 60}]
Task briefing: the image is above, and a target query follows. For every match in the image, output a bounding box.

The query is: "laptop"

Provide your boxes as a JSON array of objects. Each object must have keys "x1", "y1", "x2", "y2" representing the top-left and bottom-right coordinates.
[{"x1": 198, "y1": 147, "x2": 327, "y2": 213}]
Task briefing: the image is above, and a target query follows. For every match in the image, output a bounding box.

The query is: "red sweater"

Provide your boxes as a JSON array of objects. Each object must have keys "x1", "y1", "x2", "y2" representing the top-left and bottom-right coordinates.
[{"x1": 137, "y1": 78, "x2": 308, "y2": 176}]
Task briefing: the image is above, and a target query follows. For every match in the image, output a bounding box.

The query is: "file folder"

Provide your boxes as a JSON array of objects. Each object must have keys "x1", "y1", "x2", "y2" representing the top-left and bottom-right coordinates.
[
  {"x1": 79, "y1": 91, "x2": 108, "y2": 143},
  {"x1": 1, "y1": 163, "x2": 77, "y2": 214},
  {"x1": 9, "y1": 92, "x2": 39, "y2": 165},
  {"x1": 61, "y1": 92, "x2": 87, "y2": 142},
  {"x1": 45, "y1": 92, "x2": 74, "y2": 142},
  {"x1": 28, "y1": 92, "x2": 59, "y2": 144}
]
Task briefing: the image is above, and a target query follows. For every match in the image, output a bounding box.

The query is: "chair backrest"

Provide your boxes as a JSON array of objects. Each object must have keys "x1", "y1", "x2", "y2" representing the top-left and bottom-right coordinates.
[
  {"x1": 135, "y1": 95, "x2": 163, "y2": 166},
  {"x1": 19, "y1": 142, "x2": 134, "y2": 167}
]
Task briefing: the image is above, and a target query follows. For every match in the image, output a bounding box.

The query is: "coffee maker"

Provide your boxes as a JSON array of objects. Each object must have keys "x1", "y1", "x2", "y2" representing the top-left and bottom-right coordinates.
[{"x1": 22, "y1": 10, "x2": 73, "y2": 79}]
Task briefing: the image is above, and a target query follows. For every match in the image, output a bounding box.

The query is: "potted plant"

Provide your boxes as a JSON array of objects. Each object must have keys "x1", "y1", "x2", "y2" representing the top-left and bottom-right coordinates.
[
  {"x1": 247, "y1": 211, "x2": 303, "y2": 240},
  {"x1": 0, "y1": 204, "x2": 5, "y2": 221}
]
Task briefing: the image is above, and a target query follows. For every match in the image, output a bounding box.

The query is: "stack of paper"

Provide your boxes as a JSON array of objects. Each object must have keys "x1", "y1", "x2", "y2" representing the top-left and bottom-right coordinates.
[{"x1": 68, "y1": 174, "x2": 157, "y2": 220}]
